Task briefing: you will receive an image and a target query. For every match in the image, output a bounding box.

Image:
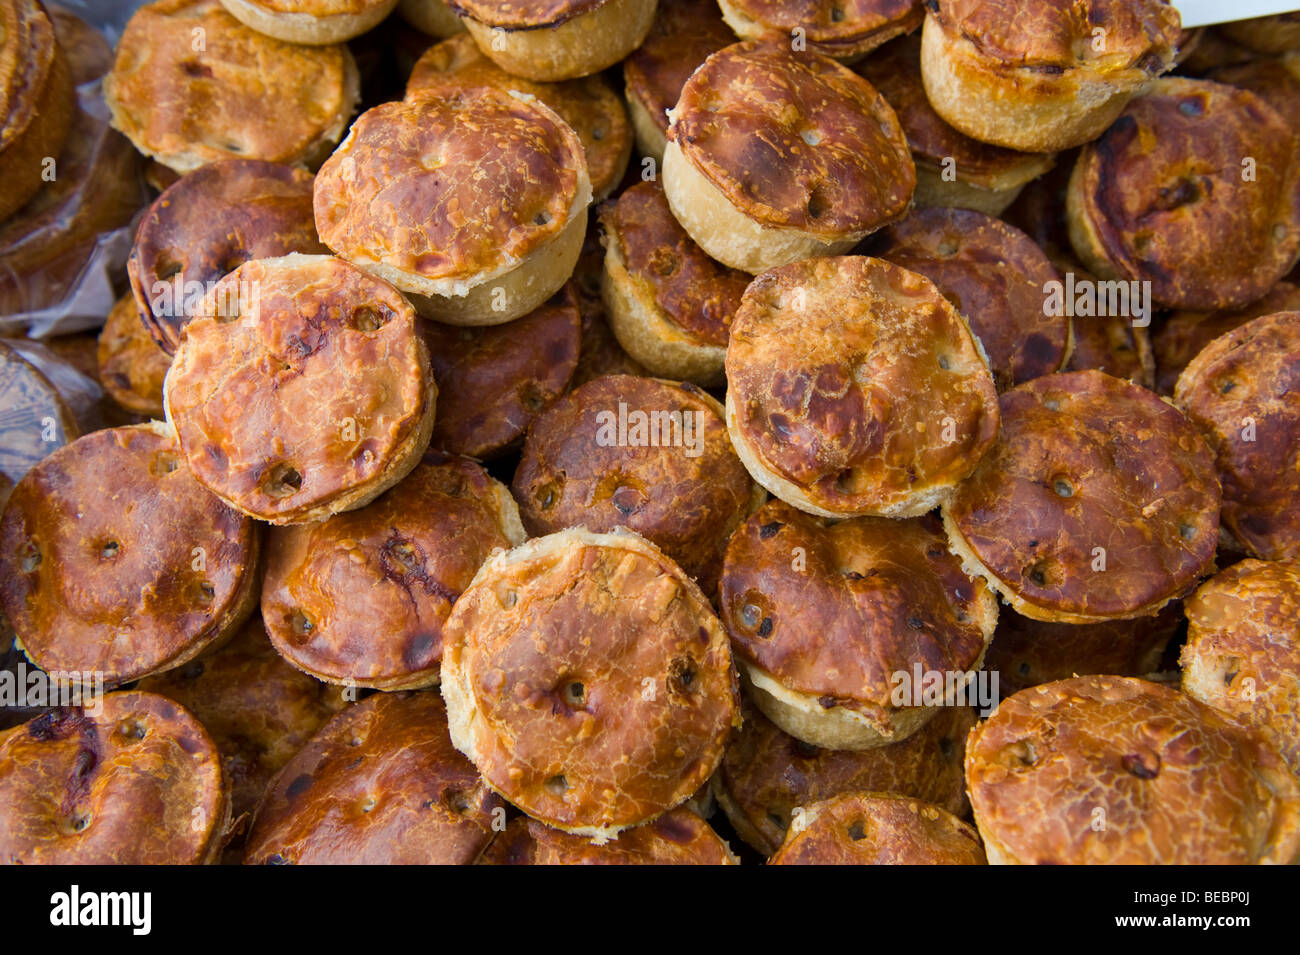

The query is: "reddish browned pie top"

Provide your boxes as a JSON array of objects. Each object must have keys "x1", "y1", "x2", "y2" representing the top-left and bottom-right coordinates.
[
  {"x1": 245, "y1": 691, "x2": 503, "y2": 864},
  {"x1": 1173, "y1": 311, "x2": 1300, "y2": 561},
  {"x1": 406, "y1": 34, "x2": 629, "y2": 201},
  {"x1": 481, "y1": 808, "x2": 735, "y2": 864},
  {"x1": 0, "y1": 692, "x2": 226, "y2": 864},
  {"x1": 966, "y1": 676, "x2": 1300, "y2": 864},
  {"x1": 768, "y1": 793, "x2": 986, "y2": 865},
  {"x1": 0, "y1": 0, "x2": 58, "y2": 147},
  {"x1": 671, "y1": 41, "x2": 915, "y2": 236},
  {"x1": 104, "y1": 0, "x2": 355, "y2": 168},
  {"x1": 164, "y1": 255, "x2": 432, "y2": 523},
  {"x1": 623, "y1": 0, "x2": 737, "y2": 136},
  {"x1": 726, "y1": 0, "x2": 922, "y2": 55},
  {"x1": 1074, "y1": 78, "x2": 1300, "y2": 311},
  {"x1": 511, "y1": 375, "x2": 756, "y2": 589},
  {"x1": 929, "y1": 0, "x2": 1181, "y2": 70},
  {"x1": 0, "y1": 425, "x2": 258, "y2": 686},
  {"x1": 719, "y1": 697, "x2": 974, "y2": 856},
  {"x1": 442, "y1": 532, "x2": 740, "y2": 833},
  {"x1": 876, "y1": 207, "x2": 1067, "y2": 390},
  {"x1": 947, "y1": 370, "x2": 1220, "y2": 619},
  {"x1": 128, "y1": 159, "x2": 326, "y2": 355},
  {"x1": 721, "y1": 501, "x2": 991, "y2": 710},
  {"x1": 421, "y1": 285, "x2": 581, "y2": 459},
  {"x1": 49, "y1": 4, "x2": 113, "y2": 86},
  {"x1": 315, "y1": 89, "x2": 586, "y2": 283},
  {"x1": 601, "y1": 180, "x2": 748, "y2": 347},
  {"x1": 449, "y1": 0, "x2": 607, "y2": 28},
  {"x1": 261, "y1": 454, "x2": 520, "y2": 687},
  {"x1": 97, "y1": 294, "x2": 172, "y2": 418},
  {"x1": 1207, "y1": 57, "x2": 1300, "y2": 130},
  {"x1": 856, "y1": 36, "x2": 1049, "y2": 182},
  {"x1": 727, "y1": 256, "x2": 999, "y2": 514}
]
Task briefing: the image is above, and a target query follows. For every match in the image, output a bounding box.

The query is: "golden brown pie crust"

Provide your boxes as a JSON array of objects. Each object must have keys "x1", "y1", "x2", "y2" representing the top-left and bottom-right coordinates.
[
  {"x1": 721, "y1": 0, "x2": 921, "y2": 60},
  {"x1": 0, "y1": 424, "x2": 260, "y2": 687},
  {"x1": 726, "y1": 256, "x2": 1000, "y2": 517},
  {"x1": 511, "y1": 374, "x2": 759, "y2": 590},
  {"x1": 768, "y1": 792, "x2": 986, "y2": 864},
  {"x1": 0, "y1": 691, "x2": 229, "y2": 864},
  {"x1": 1174, "y1": 311, "x2": 1300, "y2": 561},
  {"x1": 1067, "y1": 77, "x2": 1300, "y2": 311},
  {"x1": 945, "y1": 370, "x2": 1220, "y2": 622},
  {"x1": 97, "y1": 293, "x2": 172, "y2": 418},
  {"x1": 261, "y1": 452, "x2": 524, "y2": 690},
  {"x1": 128, "y1": 159, "x2": 326, "y2": 356},
  {"x1": 164, "y1": 254, "x2": 436, "y2": 524},
  {"x1": 245, "y1": 690, "x2": 503, "y2": 864},
  {"x1": 440, "y1": 529, "x2": 741, "y2": 841},
  {"x1": 966, "y1": 675, "x2": 1300, "y2": 864},
  {"x1": 480, "y1": 807, "x2": 737, "y2": 864}
]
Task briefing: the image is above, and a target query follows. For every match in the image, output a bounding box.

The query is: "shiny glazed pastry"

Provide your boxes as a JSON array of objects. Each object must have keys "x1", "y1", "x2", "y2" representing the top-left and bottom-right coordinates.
[
  {"x1": 511, "y1": 374, "x2": 760, "y2": 591},
  {"x1": 314, "y1": 89, "x2": 591, "y2": 325},
  {"x1": 944, "y1": 370, "x2": 1220, "y2": 623},
  {"x1": 440, "y1": 529, "x2": 741, "y2": 842},
  {"x1": 261, "y1": 453, "x2": 525, "y2": 690},
  {"x1": 451, "y1": 0, "x2": 658, "y2": 81},
  {"x1": 96, "y1": 294, "x2": 172, "y2": 418},
  {"x1": 719, "y1": 0, "x2": 921, "y2": 62},
  {"x1": 406, "y1": 33, "x2": 630, "y2": 202},
  {"x1": 1180, "y1": 559, "x2": 1300, "y2": 778},
  {"x1": 128, "y1": 159, "x2": 327, "y2": 356},
  {"x1": 0, "y1": 424, "x2": 260, "y2": 687},
  {"x1": 0, "y1": 0, "x2": 74, "y2": 223},
  {"x1": 725, "y1": 256, "x2": 999, "y2": 518},
  {"x1": 600, "y1": 180, "x2": 748, "y2": 386},
  {"x1": 164, "y1": 254, "x2": 436, "y2": 525},
  {"x1": 0, "y1": 692, "x2": 229, "y2": 864},
  {"x1": 768, "y1": 793, "x2": 986, "y2": 865},
  {"x1": 137, "y1": 617, "x2": 344, "y2": 836},
  {"x1": 715, "y1": 697, "x2": 974, "y2": 856},
  {"x1": 664, "y1": 41, "x2": 915, "y2": 274},
  {"x1": 920, "y1": 0, "x2": 1180, "y2": 152},
  {"x1": 245, "y1": 690, "x2": 503, "y2": 864},
  {"x1": 481, "y1": 808, "x2": 737, "y2": 864},
  {"x1": 720, "y1": 500, "x2": 996, "y2": 749},
  {"x1": 1067, "y1": 78, "x2": 1300, "y2": 311},
  {"x1": 856, "y1": 35, "x2": 1054, "y2": 216},
  {"x1": 1174, "y1": 311, "x2": 1300, "y2": 561},
  {"x1": 1063, "y1": 292, "x2": 1154, "y2": 388},
  {"x1": 217, "y1": 0, "x2": 399, "y2": 44},
  {"x1": 103, "y1": 0, "x2": 359, "y2": 174},
  {"x1": 621, "y1": 0, "x2": 735, "y2": 163},
  {"x1": 965, "y1": 676, "x2": 1300, "y2": 864},
  {"x1": 1206, "y1": 54, "x2": 1300, "y2": 131},
  {"x1": 875, "y1": 207, "x2": 1070, "y2": 390},
  {"x1": 421, "y1": 286, "x2": 582, "y2": 459}
]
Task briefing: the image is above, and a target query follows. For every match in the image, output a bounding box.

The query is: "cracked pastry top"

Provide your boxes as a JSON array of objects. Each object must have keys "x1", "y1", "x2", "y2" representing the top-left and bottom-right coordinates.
[
  {"x1": 719, "y1": 0, "x2": 922, "y2": 61},
  {"x1": 965, "y1": 675, "x2": 1300, "y2": 864},
  {"x1": 261, "y1": 452, "x2": 525, "y2": 690},
  {"x1": 944, "y1": 370, "x2": 1220, "y2": 623},
  {"x1": 720, "y1": 500, "x2": 996, "y2": 749},
  {"x1": 128, "y1": 159, "x2": 326, "y2": 356},
  {"x1": 1174, "y1": 310, "x2": 1300, "y2": 561},
  {"x1": 511, "y1": 374, "x2": 759, "y2": 592},
  {"x1": 0, "y1": 423, "x2": 259, "y2": 687},
  {"x1": 103, "y1": 0, "x2": 359, "y2": 174},
  {"x1": 768, "y1": 792, "x2": 986, "y2": 864},
  {"x1": 440, "y1": 528, "x2": 741, "y2": 842},
  {"x1": 163, "y1": 254, "x2": 436, "y2": 524},
  {"x1": 0, "y1": 692, "x2": 228, "y2": 864},
  {"x1": 1067, "y1": 78, "x2": 1300, "y2": 311},
  {"x1": 480, "y1": 807, "x2": 737, "y2": 864},
  {"x1": 875, "y1": 207, "x2": 1070, "y2": 390},
  {"x1": 245, "y1": 690, "x2": 503, "y2": 864},
  {"x1": 725, "y1": 256, "x2": 999, "y2": 518}
]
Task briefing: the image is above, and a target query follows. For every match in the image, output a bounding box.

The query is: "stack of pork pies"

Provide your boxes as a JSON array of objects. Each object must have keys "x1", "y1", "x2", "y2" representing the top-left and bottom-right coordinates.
[{"x1": 0, "y1": 0, "x2": 1299, "y2": 865}]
